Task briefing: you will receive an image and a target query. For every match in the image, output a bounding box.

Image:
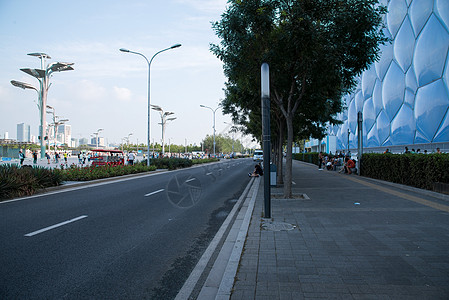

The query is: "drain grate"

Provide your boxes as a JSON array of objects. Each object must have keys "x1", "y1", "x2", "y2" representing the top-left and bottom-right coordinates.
[{"x1": 261, "y1": 220, "x2": 297, "y2": 231}]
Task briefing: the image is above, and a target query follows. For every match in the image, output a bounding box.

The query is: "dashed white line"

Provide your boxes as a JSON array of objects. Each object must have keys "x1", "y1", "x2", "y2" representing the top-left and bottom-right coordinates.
[
  {"x1": 185, "y1": 178, "x2": 196, "y2": 183},
  {"x1": 206, "y1": 172, "x2": 213, "y2": 176},
  {"x1": 25, "y1": 215, "x2": 88, "y2": 237},
  {"x1": 292, "y1": 181, "x2": 296, "y2": 185},
  {"x1": 144, "y1": 189, "x2": 165, "y2": 197}
]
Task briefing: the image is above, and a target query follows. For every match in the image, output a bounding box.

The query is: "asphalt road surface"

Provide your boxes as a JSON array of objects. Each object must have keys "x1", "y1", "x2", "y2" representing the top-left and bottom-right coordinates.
[{"x1": 0, "y1": 158, "x2": 255, "y2": 299}]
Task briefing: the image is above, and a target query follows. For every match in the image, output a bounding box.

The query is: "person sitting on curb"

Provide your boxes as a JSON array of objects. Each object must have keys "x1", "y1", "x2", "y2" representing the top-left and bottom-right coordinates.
[
  {"x1": 249, "y1": 163, "x2": 264, "y2": 177},
  {"x1": 344, "y1": 156, "x2": 356, "y2": 174}
]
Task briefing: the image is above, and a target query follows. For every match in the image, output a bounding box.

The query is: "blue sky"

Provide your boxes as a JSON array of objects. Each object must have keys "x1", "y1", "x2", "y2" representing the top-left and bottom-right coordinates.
[{"x1": 0, "y1": 0, "x2": 246, "y2": 147}]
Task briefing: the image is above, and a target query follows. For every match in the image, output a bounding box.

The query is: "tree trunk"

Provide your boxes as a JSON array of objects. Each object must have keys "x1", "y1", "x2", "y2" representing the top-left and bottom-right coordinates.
[
  {"x1": 284, "y1": 114, "x2": 294, "y2": 198},
  {"x1": 277, "y1": 119, "x2": 284, "y2": 185}
]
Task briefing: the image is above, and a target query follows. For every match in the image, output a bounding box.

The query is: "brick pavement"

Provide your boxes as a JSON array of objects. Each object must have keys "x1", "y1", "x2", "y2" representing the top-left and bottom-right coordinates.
[{"x1": 231, "y1": 160, "x2": 449, "y2": 299}]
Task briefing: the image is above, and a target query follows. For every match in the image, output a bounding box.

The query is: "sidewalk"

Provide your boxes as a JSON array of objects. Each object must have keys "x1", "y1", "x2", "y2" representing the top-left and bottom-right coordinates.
[{"x1": 231, "y1": 160, "x2": 449, "y2": 299}]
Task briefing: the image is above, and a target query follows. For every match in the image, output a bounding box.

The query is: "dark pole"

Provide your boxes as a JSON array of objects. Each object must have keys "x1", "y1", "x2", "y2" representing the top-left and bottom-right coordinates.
[
  {"x1": 261, "y1": 63, "x2": 271, "y2": 218},
  {"x1": 357, "y1": 111, "x2": 363, "y2": 175}
]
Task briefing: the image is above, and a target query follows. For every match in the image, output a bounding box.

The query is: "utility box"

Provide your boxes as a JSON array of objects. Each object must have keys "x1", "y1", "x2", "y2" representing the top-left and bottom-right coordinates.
[{"x1": 270, "y1": 164, "x2": 277, "y2": 186}]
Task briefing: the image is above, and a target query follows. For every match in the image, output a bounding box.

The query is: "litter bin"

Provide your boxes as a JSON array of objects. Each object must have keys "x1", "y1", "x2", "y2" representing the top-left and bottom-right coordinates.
[{"x1": 270, "y1": 164, "x2": 277, "y2": 186}]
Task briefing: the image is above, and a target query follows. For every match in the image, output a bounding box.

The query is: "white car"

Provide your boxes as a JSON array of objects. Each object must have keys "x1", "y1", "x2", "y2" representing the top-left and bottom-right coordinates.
[{"x1": 253, "y1": 150, "x2": 263, "y2": 162}]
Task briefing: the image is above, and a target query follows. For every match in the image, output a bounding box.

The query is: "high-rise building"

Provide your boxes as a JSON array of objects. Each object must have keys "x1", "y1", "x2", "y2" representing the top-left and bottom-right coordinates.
[
  {"x1": 17, "y1": 123, "x2": 30, "y2": 142},
  {"x1": 57, "y1": 124, "x2": 71, "y2": 146}
]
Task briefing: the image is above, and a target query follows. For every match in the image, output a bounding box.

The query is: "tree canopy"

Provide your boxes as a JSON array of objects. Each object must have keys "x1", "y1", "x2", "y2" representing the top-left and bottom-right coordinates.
[{"x1": 211, "y1": 0, "x2": 387, "y2": 197}]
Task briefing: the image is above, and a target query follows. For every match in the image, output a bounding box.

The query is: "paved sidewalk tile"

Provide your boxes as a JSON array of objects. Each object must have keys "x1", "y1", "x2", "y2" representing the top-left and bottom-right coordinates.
[{"x1": 232, "y1": 160, "x2": 449, "y2": 299}]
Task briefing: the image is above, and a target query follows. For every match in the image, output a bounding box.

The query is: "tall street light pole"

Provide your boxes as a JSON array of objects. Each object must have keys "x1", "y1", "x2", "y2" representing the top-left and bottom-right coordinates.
[
  {"x1": 120, "y1": 44, "x2": 181, "y2": 166},
  {"x1": 11, "y1": 53, "x2": 74, "y2": 159},
  {"x1": 93, "y1": 128, "x2": 103, "y2": 149},
  {"x1": 200, "y1": 104, "x2": 221, "y2": 157},
  {"x1": 151, "y1": 104, "x2": 176, "y2": 156}
]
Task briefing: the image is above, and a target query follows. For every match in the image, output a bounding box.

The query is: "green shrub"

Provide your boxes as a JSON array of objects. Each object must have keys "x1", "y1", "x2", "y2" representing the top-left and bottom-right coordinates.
[
  {"x1": 140, "y1": 158, "x2": 196, "y2": 170},
  {"x1": 361, "y1": 153, "x2": 449, "y2": 190},
  {"x1": 0, "y1": 165, "x2": 63, "y2": 200},
  {"x1": 59, "y1": 164, "x2": 157, "y2": 181},
  {"x1": 293, "y1": 152, "x2": 326, "y2": 165}
]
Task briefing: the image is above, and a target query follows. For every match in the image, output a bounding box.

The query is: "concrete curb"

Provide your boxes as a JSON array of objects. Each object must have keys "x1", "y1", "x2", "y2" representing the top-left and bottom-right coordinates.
[{"x1": 175, "y1": 177, "x2": 259, "y2": 300}]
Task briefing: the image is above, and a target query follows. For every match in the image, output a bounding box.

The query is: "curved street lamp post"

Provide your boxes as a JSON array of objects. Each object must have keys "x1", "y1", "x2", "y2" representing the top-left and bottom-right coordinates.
[
  {"x1": 11, "y1": 53, "x2": 74, "y2": 158},
  {"x1": 120, "y1": 44, "x2": 181, "y2": 166},
  {"x1": 151, "y1": 104, "x2": 176, "y2": 155},
  {"x1": 200, "y1": 104, "x2": 221, "y2": 157}
]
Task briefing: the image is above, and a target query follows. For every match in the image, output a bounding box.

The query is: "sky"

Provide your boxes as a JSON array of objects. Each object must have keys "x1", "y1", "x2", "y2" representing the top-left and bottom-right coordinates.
[{"x1": 0, "y1": 0, "x2": 253, "y2": 148}]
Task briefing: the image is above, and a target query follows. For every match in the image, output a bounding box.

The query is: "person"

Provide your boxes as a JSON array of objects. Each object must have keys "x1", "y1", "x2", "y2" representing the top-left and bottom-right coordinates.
[
  {"x1": 32, "y1": 151, "x2": 38, "y2": 164},
  {"x1": 437, "y1": 148, "x2": 441, "y2": 154},
  {"x1": 128, "y1": 151, "x2": 135, "y2": 165},
  {"x1": 19, "y1": 150, "x2": 25, "y2": 166},
  {"x1": 318, "y1": 152, "x2": 323, "y2": 170},
  {"x1": 344, "y1": 156, "x2": 356, "y2": 174},
  {"x1": 63, "y1": 152, "x2": 68, "y2": 164},
  {"x1": 404, "y1": 146, "x2": 410, "y2": 154},
  {"x1": 78, "y1": 153, "x2": 83, "y2": 165},
  {"x1": 384, "y1": 148, "x2": 390, "y2": 154},
  {"x1": 249, "y1": 163, "x2": 263, "y2": 177},
  {"x1": 45, "y1": 152, "x2": 51, "y2": 164},
  {"x1": 55, "y1": 152, "x2": 60, "y2": 164}
]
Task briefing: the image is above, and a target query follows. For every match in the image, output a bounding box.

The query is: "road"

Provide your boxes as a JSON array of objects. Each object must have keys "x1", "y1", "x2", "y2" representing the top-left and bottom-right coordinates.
[{"x1": 0, "y1": 158, "x2": 255, "y2": 299}]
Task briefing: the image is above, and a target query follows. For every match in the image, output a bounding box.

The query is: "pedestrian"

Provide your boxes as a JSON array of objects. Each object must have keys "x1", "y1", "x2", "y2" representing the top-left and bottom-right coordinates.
[
  {"x1": 63, "y1": 152, "x2": 68, "y2": 164},
  {"x1": 78, "y1": 153, "x2": 83, "y2": 165},
  {"x1": 32, "y1": 151, "x2": 38, "y2": 164},
  {"x1": 318, "y1": 152, "x2": 323, "y2": 170},
  {"x1": 128, "y1": 151, "x2": 135, "y2": 165},
  {"x1": 55, "y1": 152, "x2": 59, "y2": 164},
  {"x1": 19, "y1": 150, "x2": 25, "y2": 166},
  {"x1": 436, "y1": 147, "x2": 441, "y2": 154},
  {"x1": 46, "y1": 152, "x2": 51, "y2": 164}
]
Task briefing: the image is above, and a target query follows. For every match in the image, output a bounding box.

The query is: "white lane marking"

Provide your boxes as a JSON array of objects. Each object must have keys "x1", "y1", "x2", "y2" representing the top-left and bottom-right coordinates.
[
  {"x1": 185, "y1": 178, "x2": 195, "y2": 183},
  {"x1": 292, "y1": 181, "x2": 296, "y2": 185},
  {"x1": 206, "y1": 172, "x2": 213, "y2": 176},
  {"x1": 144, "y1": 189, "x2": 165, "y2": 197},
  {"x1": 25, "y1": 215, "x2": 88, "y2": 237}
]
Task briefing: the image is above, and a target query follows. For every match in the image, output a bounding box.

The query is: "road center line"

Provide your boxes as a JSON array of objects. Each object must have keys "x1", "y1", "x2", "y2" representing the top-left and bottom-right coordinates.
[
  {"x1": 24, "y1": 215, "x2": 88, "y2": 237},
  {"x1": 144, "y1": 189, "x2": 165, "y2": 197},
  {"x1": 206, "y1": 172, "x2": 213, "y2": 176}
]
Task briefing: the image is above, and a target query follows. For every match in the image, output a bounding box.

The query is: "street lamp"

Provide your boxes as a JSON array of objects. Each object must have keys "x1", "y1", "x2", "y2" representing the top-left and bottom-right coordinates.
[
  {"x1": 200, "y1": 104, "x2": 221, "y2": 157},
  {"x1": 120, "y1": 43, "x2": 181, "y2": 166},
  {"x1": 92, "y1": 128, "x2": 104, "y2": 149},
  {"x1": 151, "y1": 104, "x2": 176, "y2": 155},
  {"x1": 11, "y1": 53, "x2": 74, "y2": 158}
]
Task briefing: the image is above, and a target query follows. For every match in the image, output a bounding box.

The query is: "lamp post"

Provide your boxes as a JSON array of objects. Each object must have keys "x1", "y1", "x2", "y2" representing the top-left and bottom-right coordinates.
[
  {"x1": 92, "y1": 128, "x2": 104, "y2": 149},
  {"x1": 200, "y1": 104, "x2": 221, "y2": 157},
  {"x1": 127, "y1": 133, "x2": 133, "y2": 151},
  {"x1": 120, "y1": 44, "x2": 181, "y2": 166},
  {"x1": 151, "y1": 104, "x2": 176, "y2": 156},
  {"x1": 11, "y1": 53, "x2": 74, "y2": 158}
]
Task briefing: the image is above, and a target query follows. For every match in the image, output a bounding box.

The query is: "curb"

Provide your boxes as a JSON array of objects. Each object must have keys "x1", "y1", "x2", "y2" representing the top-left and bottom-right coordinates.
[{"x1": 175, "y1": 177, "x2": 259, "y2": 300}]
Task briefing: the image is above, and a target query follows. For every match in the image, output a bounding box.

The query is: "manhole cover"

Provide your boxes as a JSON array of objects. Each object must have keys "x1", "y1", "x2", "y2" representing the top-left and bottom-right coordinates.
[{"x1": 261, "y1": 221, "x2": 297, "y2": 231}]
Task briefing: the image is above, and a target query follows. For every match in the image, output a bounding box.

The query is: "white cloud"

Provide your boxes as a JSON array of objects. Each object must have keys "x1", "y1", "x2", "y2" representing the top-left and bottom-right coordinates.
[
  {"x1": 71, "y1": 80, "x2": 107, "y2": 102},
  {"x1": 113, "y1": 86, "x2": 132, "y2": 101}
]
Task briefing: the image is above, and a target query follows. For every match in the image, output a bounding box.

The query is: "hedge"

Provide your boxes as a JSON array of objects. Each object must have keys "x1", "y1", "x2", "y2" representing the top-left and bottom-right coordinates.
[
  {"x1": 361, "y1": 153, "x2": 449, "y2": 190},
  {"x1": 292, "y1": 152, "x2": 321, "y2": 165}
]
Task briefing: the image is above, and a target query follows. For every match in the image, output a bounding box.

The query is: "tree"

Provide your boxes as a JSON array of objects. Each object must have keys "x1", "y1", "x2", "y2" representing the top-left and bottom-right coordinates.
[{"x1": 212, "y1": 0, "x2": 387, "y2": 197}]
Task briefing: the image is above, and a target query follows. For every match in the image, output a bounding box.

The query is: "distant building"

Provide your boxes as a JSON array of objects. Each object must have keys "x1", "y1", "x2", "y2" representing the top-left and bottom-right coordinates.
[
  {"x1": 4, "y1": 132, "x2": 9, "y2": 139},
  {"x1": 79, "y1": 138, "x2": 89, "y2": 146},
  {"x1": 57, "y1": 124, "x2": 71, "y2": 146},
  {"x1": 17, "y1": 123, "x2": 31, "y2": 142},
  {"x1": 90, "y1": 137, "x2": 105, "y2": 147}
]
